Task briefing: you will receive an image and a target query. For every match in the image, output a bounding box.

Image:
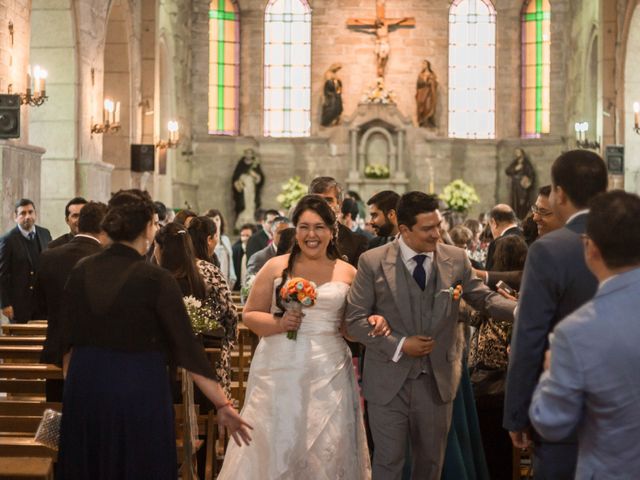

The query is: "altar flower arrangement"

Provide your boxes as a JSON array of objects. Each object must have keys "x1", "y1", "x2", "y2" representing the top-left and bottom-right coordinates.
[
  {"x1": 280, "y1": 277, "x2": 318, "y2": 340},
  {"x1": 276, "y1": 176, "x2": 308, "y2": 210},
  {"x1": 361, "y1": 77, "x2": 397, "y2": 104},
  {"x1": 440, "y1": 179, "x2": 480, "y2": 213},
  {"x1": 364, "y1": 164, "x2": 390, "y2": 179},
  {"x1": 183, "y1": 296, "x2": 219, "y2": 334}
]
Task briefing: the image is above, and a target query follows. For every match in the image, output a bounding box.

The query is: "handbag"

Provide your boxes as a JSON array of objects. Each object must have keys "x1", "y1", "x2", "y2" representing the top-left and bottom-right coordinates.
[
  {"x1": 470, "y1": 366, "x2": 506, "y2": 397},
  {"x1": 34, "y1": 408, "x2": 62, "y2": 451}
]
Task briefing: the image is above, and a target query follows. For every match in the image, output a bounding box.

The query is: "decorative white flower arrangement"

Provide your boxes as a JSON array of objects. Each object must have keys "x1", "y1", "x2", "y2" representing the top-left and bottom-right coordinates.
[
  {"x1": 364, "y1": 164, "x2": 391, "y2": 179},
  {"x1": 440, "y1": 179, "x2": 480, "y2": 213},
  {"x1": 183, "y1": 295, "x2": 219, "y2": 333},
  {"x1": 276, "y1": 176, "x2": 308, "y2": 210}
]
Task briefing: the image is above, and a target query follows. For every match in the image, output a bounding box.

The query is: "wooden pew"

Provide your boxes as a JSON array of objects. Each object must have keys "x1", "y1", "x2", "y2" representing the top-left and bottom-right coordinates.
[
  {"x1": 0, "y1": 457, "x2": 53, "y2": 479},
  {"x1": 0, "y1": 346, "x2": 43, "y2": 362},
  {"x1": 0, "y1": 336, "x2": 45, "y2": 346},
  {"x1": 0, "y1": 364, "x2": 62, "y2": 398},
  {"x1": 1, "y1": 325, "x2": 47, "y2": 337}
]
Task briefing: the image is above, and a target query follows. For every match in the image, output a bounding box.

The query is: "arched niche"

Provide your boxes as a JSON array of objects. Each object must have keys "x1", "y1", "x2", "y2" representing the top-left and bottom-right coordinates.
[
  {"x1": 29, "y1": 0, "x2": 78, "y2": 236},
  {"x1": 624, "y1": 4, "x2": 640, "y2": 193}
]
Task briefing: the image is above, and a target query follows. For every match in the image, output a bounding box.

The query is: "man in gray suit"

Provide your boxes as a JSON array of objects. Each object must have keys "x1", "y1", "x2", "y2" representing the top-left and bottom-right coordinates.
[
  {"x1": 529, "y1": 190, "x2": 640, "y2": 477},
  {"x1": 503, "y1": 150, "x2": 608, "y2": 479},
  {"x1": 346, "y1": 192, "x2": 515, "y2": 480},
  {"x1": 246, "y1": 216, "x2": 291, "y2": 275}
]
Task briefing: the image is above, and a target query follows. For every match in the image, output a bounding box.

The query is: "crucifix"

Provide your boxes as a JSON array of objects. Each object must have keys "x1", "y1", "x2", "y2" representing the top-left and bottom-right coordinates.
[{"x1": 347, "y1": 0, "x2": 416, "y2": 79}]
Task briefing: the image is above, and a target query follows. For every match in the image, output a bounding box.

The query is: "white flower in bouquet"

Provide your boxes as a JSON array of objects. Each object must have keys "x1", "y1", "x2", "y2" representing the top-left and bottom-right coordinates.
[{"x1": 183, "y1": 295, "x2": 220, "y2": 334}]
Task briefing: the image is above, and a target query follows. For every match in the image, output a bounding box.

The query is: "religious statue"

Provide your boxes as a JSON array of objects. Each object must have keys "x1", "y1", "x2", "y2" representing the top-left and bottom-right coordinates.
[
  {"x1": 416, "y1": 59, "x2": 438, "y2": 128},
  {"x1": 232, "y1": 148, "x2": 265, "y2": 230},
  {"x1": 505, "y1": 148, "x2": 536, "y2": 219},
  {"x1": 347, "y1": 0, "x2": 415, "y2": 79},
  {"x1": 321, "y1": 63, "x2": 343, "y2": 127}
]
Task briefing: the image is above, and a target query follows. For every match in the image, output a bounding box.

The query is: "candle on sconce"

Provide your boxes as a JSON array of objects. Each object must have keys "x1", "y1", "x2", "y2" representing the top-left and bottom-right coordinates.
[
  {"x1": 114, "y1": 101, "x2": 121, "y2": 125},
  {"x1": 33, "y1": 65, "x2": 42, "y2": 95},
  {"x1": 40, "y1": 68, "x2": 47, "y2": 95},
  {"x1": 168, "y1": 120, "x2": 179, "y2": 144},
  {"x1": 104, "y1": 99, "x2": 114, "y2": 125},
  {"x1": 634, "y1": 102, "x2": 640, "y2": 130},
  {"x1": 26, "y1": 65, "x2": 32, "y2": 94}
]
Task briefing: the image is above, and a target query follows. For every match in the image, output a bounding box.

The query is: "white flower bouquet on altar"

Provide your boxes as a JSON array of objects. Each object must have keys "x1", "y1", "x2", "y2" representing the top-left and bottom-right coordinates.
[
  {"x1": 183, "y1": 295, "x2": 220, "y2": 334},
  {"x1": 361, "y1": 77, "x2": 397, "y2": 104},
  {"x1": 364, "y1": 164, "x2": 390, "y2": 179}
]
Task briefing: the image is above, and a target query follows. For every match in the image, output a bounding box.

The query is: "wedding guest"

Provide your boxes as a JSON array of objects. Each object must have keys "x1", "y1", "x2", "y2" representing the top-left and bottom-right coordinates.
[
  {"x1": 468, "y1": 235, "x2": 528, "y2": 480},
  {"x1": 531, "y1": 185, "x2": 563, "y2": 237},
  {"x1": 367, "y1": 190, "x2": 400, "y2": 250},
  {"x1": 57, "y1": 190, "x2": 250, "y2": 479},
  {"x1": 309, "y1": 176, "x2": 368, "y2": 267},
  {"x1": 530, "y1": 190, "x2": 640, "y2": 477},
  {"x1": 36, "y1": 202, "x2": 108, "y2": 367},
  {"x1": 346, "y1": 190, "x2": 368, "y2": 229},
  {"x1": 246, "y1": 209, "x2": 279, "y2": 261},
  {"x1": 504, "y1": 150, "x2": 608, "y2": 479},
  {"x1": 175, "y1": 208, "x2": 197, "y2": 227},
  {"x1": 485, "y1": 204, "x2": 522, "y2": 270},
  {"x1": 48, "y1": 197, "x2": 87, "y2": 249},
  {"x1": 154, "y1": 201, "x2": 169, "y2": 227},
  {"x1": 0, "y1": 199, "x2": 52, "y2": 323},
  {"x1": 246, "y1": 216, "x2": 292, "y2": 276},
  {"x1": 187, "y1": 216, "x2": 239, "y2": 398},
  {"x1": 341, "y1": 198, "x2": 372, "y2": 239},
  {"x1": 232, "y1": 223, "x2": 256, "y2": 290},
  {"x1": 217, "y1": 195, "x2": 375, "y2": 479},
  {"x1": 205, "y1": 209, "x2": 237, "y2": 286}
]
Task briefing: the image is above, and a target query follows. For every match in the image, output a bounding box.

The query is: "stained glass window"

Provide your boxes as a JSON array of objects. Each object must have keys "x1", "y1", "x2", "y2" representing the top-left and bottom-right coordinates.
[
  {"x1": 208, "y1": 0, "x2": 240, "y2": 135},
  {"x1": 448, "y1": 0, "x2": 496, "y2": 139},
  {"x1": 264, "y1": 0, "x2": 311, "y2": 137},
  {"x1": 521, "y1": 0, "x2": 550, "y2": 137}
]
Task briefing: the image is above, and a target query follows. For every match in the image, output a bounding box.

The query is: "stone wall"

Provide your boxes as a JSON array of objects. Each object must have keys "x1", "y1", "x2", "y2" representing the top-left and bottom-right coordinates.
[{"x1": 190, "y1": 0, "x2": 574, "y2": 225}]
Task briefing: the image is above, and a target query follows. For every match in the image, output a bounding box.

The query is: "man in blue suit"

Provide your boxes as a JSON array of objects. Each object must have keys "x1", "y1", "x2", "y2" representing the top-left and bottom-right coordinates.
[
  {"x1": 503, "y1": 150, "x2": 608, "y2": 479},
  {"x1": 530, "y1": 190, "x2": 640, "y2": 478}
]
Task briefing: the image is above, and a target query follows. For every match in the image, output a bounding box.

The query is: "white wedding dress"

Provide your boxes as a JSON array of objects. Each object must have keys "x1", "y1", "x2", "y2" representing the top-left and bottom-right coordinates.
[{"x1": 217, "y1": 281, "x2": 371, "y2": 479}]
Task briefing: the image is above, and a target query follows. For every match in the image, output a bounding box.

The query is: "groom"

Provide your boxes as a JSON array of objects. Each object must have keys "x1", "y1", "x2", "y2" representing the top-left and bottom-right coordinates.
[{"x1": 346, "y1": 192, "x2": 515, "y2": 479}]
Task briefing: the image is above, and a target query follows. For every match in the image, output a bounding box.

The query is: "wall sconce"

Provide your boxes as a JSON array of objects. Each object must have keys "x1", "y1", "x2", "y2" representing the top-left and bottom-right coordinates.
[
  {"x1": 7, "y1": 65, "x2": 49, "y2": 107},
  {"x1": 156, "y1": 120, "x2": 180, "y2": 149},
  {"x1": 91, "y1": 98, "x2": 121, "y2": 134},
  {"x1": 633, "y1": 102, "x2": 640, "y2": 135},
  {"x1": 575, "y1": 121, "x2": 600, "y2": 150}
]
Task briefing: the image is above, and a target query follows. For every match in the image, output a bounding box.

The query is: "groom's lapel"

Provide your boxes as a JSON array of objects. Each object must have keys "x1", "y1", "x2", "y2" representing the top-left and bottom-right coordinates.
[
  {"x1": 431, "y1": 244, "x2": 454, "y2": 331},
  {"x1": 381, "y1": 242, "x2": 413, "y2": 330}
]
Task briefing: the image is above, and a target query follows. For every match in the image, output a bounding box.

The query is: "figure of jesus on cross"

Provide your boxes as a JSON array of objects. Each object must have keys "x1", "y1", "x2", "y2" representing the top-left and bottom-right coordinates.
[{"x1": 347, "y1": 0, "x2": 415, "y2": 79}]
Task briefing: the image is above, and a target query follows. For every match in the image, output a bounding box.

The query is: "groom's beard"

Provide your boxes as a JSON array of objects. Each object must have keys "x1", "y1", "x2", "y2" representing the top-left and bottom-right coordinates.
[{"x1": 373, "y1": 218, "x2": 394, "y2": 237}]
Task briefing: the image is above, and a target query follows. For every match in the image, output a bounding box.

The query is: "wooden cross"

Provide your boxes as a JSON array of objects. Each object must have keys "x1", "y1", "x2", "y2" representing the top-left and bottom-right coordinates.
[{"x1": 346, "y1": 0, "x2": 416, "y2": 79}]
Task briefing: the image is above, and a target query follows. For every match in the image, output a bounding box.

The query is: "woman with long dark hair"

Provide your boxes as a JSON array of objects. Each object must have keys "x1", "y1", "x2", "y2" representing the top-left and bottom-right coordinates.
[
  {"x1": 187, "y1": 216, "x2": 239, "y2": 398},
  {"x1": 57, "y1": 190, "x2": 251, "y2": 479},
  {"x1": 217, "y1": 195, "x2": 372, "y2": 479},
  {"x1": 205, "y1": 209, "x2": 237, "y2": 285}
]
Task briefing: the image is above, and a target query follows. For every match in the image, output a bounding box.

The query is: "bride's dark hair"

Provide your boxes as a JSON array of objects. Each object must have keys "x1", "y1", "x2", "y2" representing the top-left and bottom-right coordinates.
[{"x1": 275, "y1": 195, "x2": 341, "y2": 312}]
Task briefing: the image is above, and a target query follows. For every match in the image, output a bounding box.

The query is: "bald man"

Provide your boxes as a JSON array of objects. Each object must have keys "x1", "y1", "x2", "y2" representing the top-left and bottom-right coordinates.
[{"x1": 485, "y1": 204, "x2": 523, "y2": 271}]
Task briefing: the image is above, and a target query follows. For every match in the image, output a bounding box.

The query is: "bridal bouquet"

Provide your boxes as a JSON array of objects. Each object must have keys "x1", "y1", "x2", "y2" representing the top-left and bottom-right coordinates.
[
  {"x1": 183, "y1": 295, "x2": 220, "y2": 334},
  {"x1": 280, "y1": 277, "x2": 317, "y2": 340}
]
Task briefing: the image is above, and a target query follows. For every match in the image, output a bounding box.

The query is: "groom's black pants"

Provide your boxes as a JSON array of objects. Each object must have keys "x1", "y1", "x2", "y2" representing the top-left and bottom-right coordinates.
[{"x1": 368, "y1": 374, "x2": 453, "y2": 480}]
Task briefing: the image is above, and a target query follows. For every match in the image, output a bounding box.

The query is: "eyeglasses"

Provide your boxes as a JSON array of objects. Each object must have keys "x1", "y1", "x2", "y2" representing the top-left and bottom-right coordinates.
[{"x1": 531, "y1": 205, "x2": 553, "y2": 217}]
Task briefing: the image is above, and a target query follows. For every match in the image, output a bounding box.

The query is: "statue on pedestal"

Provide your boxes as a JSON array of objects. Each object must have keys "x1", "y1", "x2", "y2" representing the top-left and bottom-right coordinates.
[
  {"x1": 505, "y1": 148, "x2": 536, "y2": 219},
  {"x1": 416, "y1": 59, "x2": 438, "y2": 128},
  {"x1": 232, "y1": 148, "x2": 264, "y2": 230},
  {"x1": 321, "y1": 63, "x2": 343, "y2": 127}
]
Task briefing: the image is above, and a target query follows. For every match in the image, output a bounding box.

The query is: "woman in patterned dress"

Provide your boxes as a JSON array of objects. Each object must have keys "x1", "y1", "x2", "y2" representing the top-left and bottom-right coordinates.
[{"x1": 187, "y1": 216, "x2": 239, "y2": 398}]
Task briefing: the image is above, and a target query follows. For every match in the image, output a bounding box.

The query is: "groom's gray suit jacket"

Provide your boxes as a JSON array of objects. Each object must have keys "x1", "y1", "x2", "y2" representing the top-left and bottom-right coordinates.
[{"x1": 346, "y1": 241, "x2": 515, "y2": 405}]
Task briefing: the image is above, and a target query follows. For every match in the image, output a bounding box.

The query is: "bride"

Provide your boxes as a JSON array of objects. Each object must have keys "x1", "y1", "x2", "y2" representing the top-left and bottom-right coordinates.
[{"x1": 218, "y1": 195, "x2": 374, "y2": 479}]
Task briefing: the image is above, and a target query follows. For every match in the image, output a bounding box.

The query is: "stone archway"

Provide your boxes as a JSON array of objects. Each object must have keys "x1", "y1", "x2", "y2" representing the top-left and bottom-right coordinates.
[
  {"x1": 624, "y1": 4, "x2": 640, "y2": 193},
  {"x1": 29, "y1": 0, "x2": 78, "y2": 236},
  {"x1": 104, "y1": 0, "x2": 133, "y2": 192}
]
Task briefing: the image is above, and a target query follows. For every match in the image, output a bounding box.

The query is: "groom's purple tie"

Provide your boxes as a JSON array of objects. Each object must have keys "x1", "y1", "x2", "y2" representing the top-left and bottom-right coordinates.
[{"x1": 413, "y1": 254, "x2": 427, "y2": 290}]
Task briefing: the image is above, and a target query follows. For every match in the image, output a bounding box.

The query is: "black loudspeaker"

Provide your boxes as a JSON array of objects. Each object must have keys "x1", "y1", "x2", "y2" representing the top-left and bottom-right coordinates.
[
  {"x1": 131, "y1": 144, "x2": 155, "y2": 172},
  {"x1": 0, "y1": 94, "x2": 21, "y2": 139},
  {"x1": 605, "y1": 145, "x2": 624, "y2": 175}
]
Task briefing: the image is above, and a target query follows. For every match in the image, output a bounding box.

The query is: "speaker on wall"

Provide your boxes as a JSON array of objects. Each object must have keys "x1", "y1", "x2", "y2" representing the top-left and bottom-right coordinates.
[
  {"x1": 131, "y1": 144, "x2": 155, "y2": 172},
  {"x1": 0, "y1": 94, "x2": 21, "y2": 139},
  {"x1": 605, "y1": 145, "x2": 624, "y2": 175}
]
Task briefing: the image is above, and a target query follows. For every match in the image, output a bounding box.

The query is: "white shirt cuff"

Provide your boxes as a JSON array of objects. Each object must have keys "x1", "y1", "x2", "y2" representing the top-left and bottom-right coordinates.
[{"x1": 392, "y1": 337, "x2": 406, "y2": 362}]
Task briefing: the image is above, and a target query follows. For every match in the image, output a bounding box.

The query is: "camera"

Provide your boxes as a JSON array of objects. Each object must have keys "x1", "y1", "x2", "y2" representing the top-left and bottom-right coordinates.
[{"x1": 495, "y1": 280, "x2": 517, "y2": 297}]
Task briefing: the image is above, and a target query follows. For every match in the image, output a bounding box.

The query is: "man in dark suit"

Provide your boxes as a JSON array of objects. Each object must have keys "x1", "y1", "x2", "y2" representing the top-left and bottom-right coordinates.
[
  {"x1": 245, "y1": 209, "x2": 279, "y2": 261},
  {"x1": 232, "y1": 223, "x2": 256, "y2": 290},
  {"x1": 308, "y1": 177, "x2": 368, "y2": 267},
  {"x1": 36, "y1": 201, "x2": 108, "y2": 366},
  {"x1": 484, "y1": 204, "x2": 522, "y2": 270},
  {"x1": 367, "y1": 190, "x2": 400, "y2": 250},
  {"x1": 48, "y1": 196, "x2": 87, "y2": 249},
  {"x1": 0, "y1": 199, "x2": 52, "y2": 323},
  {"x1": 503, "y1": 150, "x2": 608, "y2": 479},
  {"x1": 246, "y1": 216, "x2": 292, "y2": 275}
]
